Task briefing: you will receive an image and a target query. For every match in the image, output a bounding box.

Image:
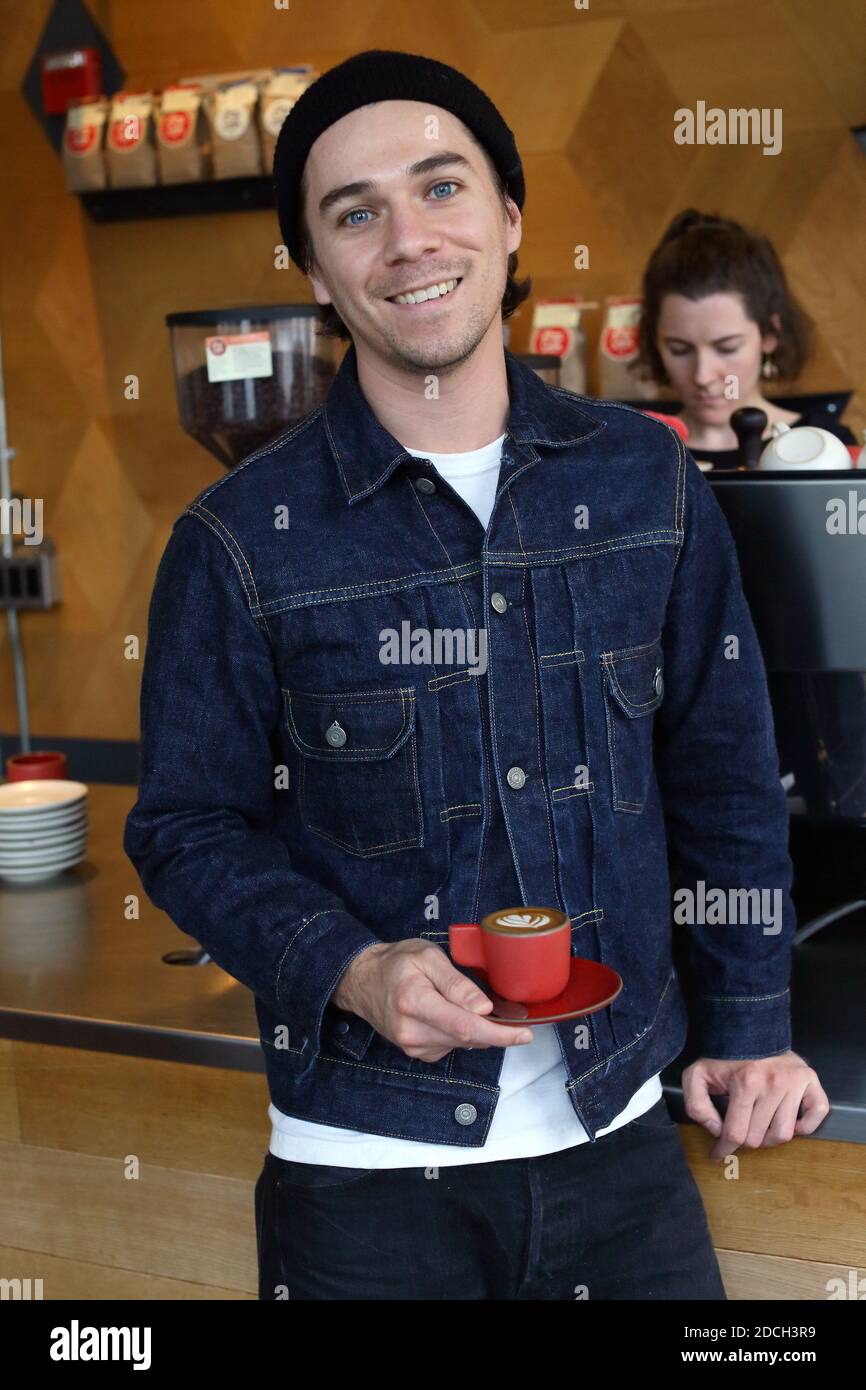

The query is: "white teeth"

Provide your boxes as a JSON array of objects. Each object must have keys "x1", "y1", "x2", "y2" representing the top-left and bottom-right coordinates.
[{"x1": 391, "y1": 278, "x2": 459, "y2": 305}]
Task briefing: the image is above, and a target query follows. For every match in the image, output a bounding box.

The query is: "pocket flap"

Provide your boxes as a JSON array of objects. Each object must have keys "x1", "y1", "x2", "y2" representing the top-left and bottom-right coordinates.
[
  {"x1": 283, "y1": 686, "x2": 416, "y2": 762},
  {"x1": 602, "y1": 640, "x2": 664, "y2": 718}
]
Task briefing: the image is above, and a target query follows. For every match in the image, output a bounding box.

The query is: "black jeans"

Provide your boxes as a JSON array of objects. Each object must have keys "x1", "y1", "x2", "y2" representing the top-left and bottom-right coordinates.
[{"x1": 254, "y1": 1097, "x2": 727, "y2": 1300}]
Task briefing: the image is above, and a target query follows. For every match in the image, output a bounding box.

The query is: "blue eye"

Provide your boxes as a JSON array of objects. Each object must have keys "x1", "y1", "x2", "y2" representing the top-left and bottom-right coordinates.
[{"x1": 339, "y1": 180, "x2": 458, "y2": 227}]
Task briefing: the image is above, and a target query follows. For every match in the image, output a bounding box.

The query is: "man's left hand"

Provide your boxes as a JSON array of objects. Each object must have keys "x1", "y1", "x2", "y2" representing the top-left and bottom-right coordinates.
[{"x1": 682, "y1": 1051, "x2": 830, "y2": 1161}]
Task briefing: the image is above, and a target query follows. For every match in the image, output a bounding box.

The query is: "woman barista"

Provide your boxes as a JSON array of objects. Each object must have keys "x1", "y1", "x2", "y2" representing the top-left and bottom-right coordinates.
[
  {"x1": 635, "y1": 209, "x2": 866, "y2": 830},
  {"x1": 634, "y1": 209, "x2": 856, "y2": 467}
]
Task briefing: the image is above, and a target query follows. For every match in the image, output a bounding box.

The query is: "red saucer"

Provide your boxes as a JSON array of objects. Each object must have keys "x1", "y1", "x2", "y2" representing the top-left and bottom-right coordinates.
[{"x1": 469, "y1": 956, "x2": 622, "y2": 1024}]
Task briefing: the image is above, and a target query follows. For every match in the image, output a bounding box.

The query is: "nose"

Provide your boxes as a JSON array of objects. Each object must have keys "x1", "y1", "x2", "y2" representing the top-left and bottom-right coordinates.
[
  {"x1": 691, "y1": 350, "x2": 720, "y2": 389},
  {"x1": 381, "y1": 195, "x2": 443, "y2": 265}
]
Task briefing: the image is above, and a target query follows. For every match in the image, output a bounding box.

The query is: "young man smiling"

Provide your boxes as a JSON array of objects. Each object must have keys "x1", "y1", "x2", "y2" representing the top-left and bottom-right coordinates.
[{"x1": 125, "y1": 50, "x2": 829, "y2": 1301}]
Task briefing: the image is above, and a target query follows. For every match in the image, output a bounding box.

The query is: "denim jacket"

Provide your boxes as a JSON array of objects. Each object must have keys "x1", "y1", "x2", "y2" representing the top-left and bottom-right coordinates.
[{"x1": 123, "y1": 343, "x2": 796, "y2": 1146}]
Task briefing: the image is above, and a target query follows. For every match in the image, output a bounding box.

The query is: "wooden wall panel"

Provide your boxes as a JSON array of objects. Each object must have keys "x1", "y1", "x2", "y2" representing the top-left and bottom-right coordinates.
[
  {"x1": 0, "y1": 1039, "x2": 21, "y2": 1143},
  {"x1": 679, "y1": 1123, "x2": 866, "y2": 1273},
  {"x1": 717, "y1": 1248, "x2": 864, "y2": 1301},
  {"x1": 0, "y1": 1138, "x2": 258, "y2": 1292},
  {"x1": 0, "y1": 1244, "x2": 254, "y2": 1299},
  {"x1": 0, "y1": 0, "x2": 864, "y2": 738},
  {"x1": 13, "y1": 1041, "x2": 270, "y2": 1180}
]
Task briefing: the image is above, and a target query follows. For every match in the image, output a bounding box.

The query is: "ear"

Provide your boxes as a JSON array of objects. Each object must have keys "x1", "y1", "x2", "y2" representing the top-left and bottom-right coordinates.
[
  {"x1": 503, "y1": 193, "x2": 522, "y2": 256},
  {"x1": 307, "y1": 262, "x2": 334, "y2": 309},
  {"x1": 761, "y1": 313, "x2": 782, "y2": 355}
]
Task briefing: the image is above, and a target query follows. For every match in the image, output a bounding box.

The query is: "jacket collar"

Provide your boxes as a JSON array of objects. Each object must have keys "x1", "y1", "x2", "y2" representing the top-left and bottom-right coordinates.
[{"x1": 322, "y1": 341, "x2": 605, "y2": 505}]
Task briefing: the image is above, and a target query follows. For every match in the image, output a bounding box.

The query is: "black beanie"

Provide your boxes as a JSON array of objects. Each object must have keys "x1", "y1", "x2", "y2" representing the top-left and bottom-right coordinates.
[{"x1": 272, "y1": 49, "x2": 525, "y2": 270}]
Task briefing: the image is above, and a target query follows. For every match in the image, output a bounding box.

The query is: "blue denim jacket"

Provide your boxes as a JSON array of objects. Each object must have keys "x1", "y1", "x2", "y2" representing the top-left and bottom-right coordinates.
[{"x1": 123, "y1": 343, "x2": 795, "y2": 1146}]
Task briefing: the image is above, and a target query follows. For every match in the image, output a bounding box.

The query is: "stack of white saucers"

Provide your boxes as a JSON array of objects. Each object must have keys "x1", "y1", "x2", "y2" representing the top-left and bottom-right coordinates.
[{"x1": 0, "y1": 780, "x2": 89, "y2": 884}]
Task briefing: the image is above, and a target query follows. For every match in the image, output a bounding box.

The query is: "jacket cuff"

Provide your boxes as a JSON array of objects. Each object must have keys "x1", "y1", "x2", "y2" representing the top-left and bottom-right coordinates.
[
  {"x1": 275, "y1": 907, "x2": 379, "y2": 1060},
  {"x1": 690, "y1": 987, "x2": 792, "y2": 1059}
]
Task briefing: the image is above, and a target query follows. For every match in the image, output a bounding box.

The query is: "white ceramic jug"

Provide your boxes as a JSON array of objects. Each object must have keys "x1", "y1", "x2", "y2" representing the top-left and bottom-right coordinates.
[{"x1": 759, "y1": 420, "x2": 853, "y2": 471}]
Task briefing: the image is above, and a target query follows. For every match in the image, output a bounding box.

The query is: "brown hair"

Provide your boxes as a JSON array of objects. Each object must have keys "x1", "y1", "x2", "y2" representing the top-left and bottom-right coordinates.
[
  {"x1": 294, "y1": 131, "x2": 531, "y2": 341},
  {"x1": 635, "y1": 209, "x2": 812, "y2": 385}
]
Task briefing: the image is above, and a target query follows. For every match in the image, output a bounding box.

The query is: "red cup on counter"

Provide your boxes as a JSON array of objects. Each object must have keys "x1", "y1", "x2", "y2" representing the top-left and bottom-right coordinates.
[
  {"x1": 5, "y1": 751, "x2": 69, "y2": 782},
  {"x1": 449, "y1": 906, "x2": 571, "y2": 1003}
]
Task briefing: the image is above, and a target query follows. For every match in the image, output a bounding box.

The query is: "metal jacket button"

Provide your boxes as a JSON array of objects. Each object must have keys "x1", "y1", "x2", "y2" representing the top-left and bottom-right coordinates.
[
  {"x1": 454, "y1": 1103, "x2": 477, "y2": 1125},
  {"x1": 335, "y1": 1020, "x2": 350, "y2": 1034},
  {"x1": 414, "y1": 476, "x2": 436, "y2": 494},
  {"x1": 506, "y1": 766, "x2": 526, "y2": 789},
  {"x1": 490, "y1": 592, "x2": 508, "y2": 613},
  {"x1": 325, "y1": 720, "x2": 347, "y2": 747},
  {"x1": 654, "y1": 668, "x2": 664, "y2": 697}
]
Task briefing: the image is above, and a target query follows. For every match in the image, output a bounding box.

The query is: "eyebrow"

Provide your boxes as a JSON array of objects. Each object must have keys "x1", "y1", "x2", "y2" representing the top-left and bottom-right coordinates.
[
  {"x1": 317, "y1": 152, "x2": 474, "y2": 217},
  {"x1": 662, "y1": 333, "x2": 746, "y2": 346}
]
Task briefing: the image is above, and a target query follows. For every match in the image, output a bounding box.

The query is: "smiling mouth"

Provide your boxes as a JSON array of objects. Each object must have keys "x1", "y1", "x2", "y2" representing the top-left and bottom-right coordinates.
[{"x1": 386, "y1": 277, "x2": 462, "y2": 306}]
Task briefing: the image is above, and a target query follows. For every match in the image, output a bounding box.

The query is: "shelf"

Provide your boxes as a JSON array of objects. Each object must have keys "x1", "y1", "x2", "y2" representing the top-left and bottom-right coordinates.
[{"x1": 77, "y1": 174, "x2": 276, "y2": 223}]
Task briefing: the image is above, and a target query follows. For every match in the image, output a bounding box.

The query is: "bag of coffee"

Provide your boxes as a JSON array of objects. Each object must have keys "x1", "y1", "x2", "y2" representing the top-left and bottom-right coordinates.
[
  {"x1": 258, "y1": 67, "x2": 316, "y2": 167},
  {"x1": 530, "y1": 298, "x2": 589, "y2": 395},
  {"x1": 598, "y1": 295, "x2": 656, "y2": 399},
  {"x1": 156, "y1": 84, "x2": 209, "y2": 183},
  {"x1": 207, "y1": 79, "x2": 263, "y2": 179},
  {"x1": 62, "y1": 95, "x2": 109, "y2": 191},
  {"x1": 105, "y1": 91, "x2": 157, "y2": 188}
]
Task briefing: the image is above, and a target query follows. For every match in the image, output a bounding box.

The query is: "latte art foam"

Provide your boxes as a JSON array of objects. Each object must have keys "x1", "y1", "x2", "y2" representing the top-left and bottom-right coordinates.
[{"x1": 496, "y1": 912, "x2": 551, "y2": 930}]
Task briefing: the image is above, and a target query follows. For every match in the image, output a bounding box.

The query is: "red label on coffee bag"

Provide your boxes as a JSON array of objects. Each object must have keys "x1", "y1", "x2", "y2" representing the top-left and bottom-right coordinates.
[
  {"x1": 602, "y1": 324, "x2": 639, "y2": 359},
  {"x1": 109, "y1": 115, "x2": 142, "y2": 150},
  {"x1": 531, "y1": 325, "x2": 571, "y2": 358},
  {"x1": 159, "y1": 109, "x2": 191, "y2": 144},
  {"x1": 65, "y1": 125, "x2": 96, "y2": 154}
]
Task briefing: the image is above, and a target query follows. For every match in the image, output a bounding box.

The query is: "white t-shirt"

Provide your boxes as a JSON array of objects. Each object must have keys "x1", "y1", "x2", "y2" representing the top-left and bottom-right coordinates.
[{"x1": 269, "y1": 432, "x2": 662, "y2": 1166}]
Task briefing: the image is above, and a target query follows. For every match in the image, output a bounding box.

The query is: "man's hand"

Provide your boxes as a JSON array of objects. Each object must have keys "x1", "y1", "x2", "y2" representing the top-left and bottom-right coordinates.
[
  {"x1": 331, "y1": 939, "x2": 534, "y2": 1061},
  {"x1": 683, "y1": 1051, "x2": 830, "y2": 1161}
]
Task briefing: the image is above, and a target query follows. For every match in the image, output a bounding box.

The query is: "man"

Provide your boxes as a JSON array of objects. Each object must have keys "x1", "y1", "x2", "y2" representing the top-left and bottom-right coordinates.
[{"x1": 124, "y1": 50, "x2": 829, "y2": 1301}]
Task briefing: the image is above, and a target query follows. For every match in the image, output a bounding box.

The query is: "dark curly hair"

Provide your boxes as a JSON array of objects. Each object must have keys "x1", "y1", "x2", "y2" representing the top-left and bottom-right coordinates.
[
  {"x1": 294, "y1": 132, "x2": 531, "y2": 341},
  {"x1": 635, "y1": 209, "x2": 812, "y2": 386}
]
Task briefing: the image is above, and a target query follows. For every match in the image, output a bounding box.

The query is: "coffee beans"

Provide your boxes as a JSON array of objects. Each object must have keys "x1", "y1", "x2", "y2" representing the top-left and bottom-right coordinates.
[{"x1": 177, "y1": 349, "x2": 336, "y2": 468}]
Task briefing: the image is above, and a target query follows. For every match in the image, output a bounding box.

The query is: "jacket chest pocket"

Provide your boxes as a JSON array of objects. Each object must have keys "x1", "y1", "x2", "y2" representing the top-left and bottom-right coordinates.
[
  {"x1": 283, "y1": 685, "x2": 423, "y2": 856},
  {"x1": 601, "y1": 639, "x2": 664, "y2": 813}
]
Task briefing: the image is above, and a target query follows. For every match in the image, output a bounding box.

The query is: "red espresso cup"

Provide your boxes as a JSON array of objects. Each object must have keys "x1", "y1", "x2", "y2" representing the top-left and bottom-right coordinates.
[
  {"x1": 6, "y1": 751, "x2": 68, "y2": 782},
  {"x1": 449, "y1": 907, "x2": 571, "y2": 1003}
]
